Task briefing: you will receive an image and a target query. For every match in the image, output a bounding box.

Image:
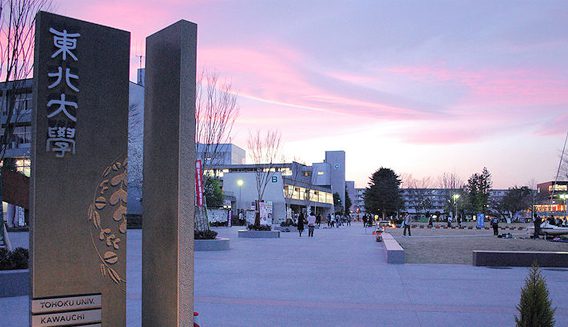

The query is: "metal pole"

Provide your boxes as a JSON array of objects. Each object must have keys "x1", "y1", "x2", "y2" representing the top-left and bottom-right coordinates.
[
  {"x1": 454, "y1": 201, "x2": 458, "y2": 222},
  {"x1": 239, "y1": 186, "x2": 242, "y2": 213}
]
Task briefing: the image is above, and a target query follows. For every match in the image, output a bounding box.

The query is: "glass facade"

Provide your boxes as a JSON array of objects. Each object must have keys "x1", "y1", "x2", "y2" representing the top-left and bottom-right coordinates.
[{"x1": 284, "y1": 185, "x2": 333, "y2": 204}]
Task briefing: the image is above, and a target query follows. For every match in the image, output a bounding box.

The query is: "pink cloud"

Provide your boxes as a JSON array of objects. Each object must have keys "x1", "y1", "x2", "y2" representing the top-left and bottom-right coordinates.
[
  {"x1": 387, "y1": 65, "x2": 568, "y2": 107},
  {"x1": 200, "y1": 45, "x2": 439, "y2": 122}
]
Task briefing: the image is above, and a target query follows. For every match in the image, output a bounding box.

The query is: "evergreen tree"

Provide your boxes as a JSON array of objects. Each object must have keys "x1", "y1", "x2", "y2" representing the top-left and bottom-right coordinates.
[
  {"x1": 344, "y1": 186, "x2": 353, "y2": 214},
  {"x1": 515, "y1": 264, "x2": 555, "y2": 327},
  {"x1": 364, "y1": 168, "x2": 402, "y2": 219},
  {"x1": 500, "y1": 186, "x2": 533, "y2": 219},
  {"x1": 204, "y1": 177, "x2": 224, "y2": 208},
  {"x1": 333, "y1": 192, "x2": 343, "y2": 214},
  {"x1": 464, "y1": 167, "x2": 492, "y2": 214}
]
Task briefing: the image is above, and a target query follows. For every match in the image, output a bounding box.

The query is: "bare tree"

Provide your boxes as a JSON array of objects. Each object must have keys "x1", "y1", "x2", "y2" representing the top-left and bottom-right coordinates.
[
  {"x1": 437, "y1": 172, "x2": 464, "y2": 190},
  {"x1": 438, "y1": 172, "x2": 464, "y2": 218},
  {"x1": 1, "y1": 0, "x2": 52, "y2": 156},
  {"x1": 403, "y1": 174, "x2": 433, "y2": 218},
  {"x1": 194, "y1": 69, "x2": 239, "y2": 232},
  {"x1": 0, "y1": 0, "x2": 51, "y2": 231},
  {"x1": 247, "y1": 130, "x2": 281, "y2": 227}
]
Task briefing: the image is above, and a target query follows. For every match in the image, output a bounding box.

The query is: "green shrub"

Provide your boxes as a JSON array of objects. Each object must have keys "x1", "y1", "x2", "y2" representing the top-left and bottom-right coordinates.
[
  {"x1": 194, "y1": 230, "x2": 218, "y2": 240},
  {"x1": 515, "y1": 264, "x2": 555, "y2": 327},
  {"x1": 0, "y1": 248, "x2": 10, "y2": 269},
  {"x1": 9, "y1": 248, "x2": 29, "y2": 269},
  {"x1": 247, "y1": 224, "x2": 271, "y2": 231},
  {"x1": 0, "y1": 247, "x2": 29, "y2": 270},
  {"x1": 209, "y1": 221, "x2": 227, "y2": 227}
]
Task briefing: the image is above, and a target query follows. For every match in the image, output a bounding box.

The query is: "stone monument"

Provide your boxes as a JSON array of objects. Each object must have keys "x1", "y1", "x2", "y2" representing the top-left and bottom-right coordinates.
[
  {"x1": 142, "y1": 20, "x2": 197, "y2": 326},
  {"x1": 31, "y1": 12, "x2": 130, "y2": 326}
]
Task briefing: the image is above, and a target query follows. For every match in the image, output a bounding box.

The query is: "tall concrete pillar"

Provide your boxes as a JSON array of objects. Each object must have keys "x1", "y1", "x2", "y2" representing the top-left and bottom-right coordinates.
[{"x1": 142, "y1": 20, "x2": 197, "y2": 326}]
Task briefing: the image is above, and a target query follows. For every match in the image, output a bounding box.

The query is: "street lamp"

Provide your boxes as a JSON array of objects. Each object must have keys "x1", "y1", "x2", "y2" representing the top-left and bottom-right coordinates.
[
  {"x1": 452, "y1": 194, "x2": 460, "y2": 222},
  {"x1": 237, "y1": 179, "x2": 244, "y2": 212}
]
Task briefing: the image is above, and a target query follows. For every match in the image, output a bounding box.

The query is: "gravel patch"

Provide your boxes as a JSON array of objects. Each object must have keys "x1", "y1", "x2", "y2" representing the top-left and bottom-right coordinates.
[{"x1": 387, "y1": 224, "x2": 568, "y2": 264}]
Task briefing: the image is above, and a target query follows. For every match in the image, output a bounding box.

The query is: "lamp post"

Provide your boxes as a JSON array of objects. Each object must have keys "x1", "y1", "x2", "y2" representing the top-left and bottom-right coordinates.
[
  {"x1": 452, "y1": 194, "x2": 460, "y2": 222},
  {"x1": 237, "y1": 179, "x2": 244, "y2": 213}
]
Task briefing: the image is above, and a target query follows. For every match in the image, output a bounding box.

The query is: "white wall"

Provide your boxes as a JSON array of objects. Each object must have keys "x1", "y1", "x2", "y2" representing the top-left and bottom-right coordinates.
[{"x1": 223, "y1": 171, "x2": 286, "y2": 223}]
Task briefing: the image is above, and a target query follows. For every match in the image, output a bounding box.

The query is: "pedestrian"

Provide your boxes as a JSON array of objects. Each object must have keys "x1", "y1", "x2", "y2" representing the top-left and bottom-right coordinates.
[
  {"x1": 403, "y1": 214, "x2": 412, "y2": 236},
  {"x1": 346, "y1": 214, "x2": 351, "y2": 226},
  {"x1": 491, "y1": 217, "x2": 499, "y2": 236},
  {"x1": 316, "y1": 214, "x2": 321, "y2": 227},
  {"x1": 533, "y1": 214, "x2": 542, "y2": 239},
  {"x1": 427, "y1": 215, "x2": 433, "y2": 228},
  {"x1": 327, "y1": 213, "x2": 331, "y2": 227},
  {"x1": 307, "y1": 211, "x2": 316, "y2": 237},
  {"x1": 297, "y1": 212, "x2": 305, "y2": 237},
  {"x1": 447, "y1": 215, "x2": 452, "y2": 228},
  {"x1": 362, "y1": 215, "x2": 368, "y2": 228},
  {"x1": 335, "y1": 213, "x2": 340, "y2": 228}
]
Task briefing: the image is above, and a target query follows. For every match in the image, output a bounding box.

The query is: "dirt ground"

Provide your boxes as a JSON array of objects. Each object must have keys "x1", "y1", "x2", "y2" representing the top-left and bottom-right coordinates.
[{"x1": 386, "y1": 223, "x2": 568, "y2": 264}]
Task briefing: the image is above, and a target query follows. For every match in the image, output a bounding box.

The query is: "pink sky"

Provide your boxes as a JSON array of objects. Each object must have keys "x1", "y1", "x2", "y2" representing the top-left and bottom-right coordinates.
[{"x1": 55, "y1": 0, "x2": 568, "y2": 188}]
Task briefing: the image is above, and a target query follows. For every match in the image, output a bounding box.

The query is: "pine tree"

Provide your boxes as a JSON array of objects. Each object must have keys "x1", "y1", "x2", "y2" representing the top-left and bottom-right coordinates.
[{"x1": 515, "y1": 264, "x2": 555, "y2": 327}]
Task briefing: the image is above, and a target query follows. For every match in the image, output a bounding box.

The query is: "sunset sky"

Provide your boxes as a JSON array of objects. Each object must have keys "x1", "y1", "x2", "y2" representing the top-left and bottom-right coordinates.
[{"x1": 56, "y1": 0, "x2": 568, "y2": 188}]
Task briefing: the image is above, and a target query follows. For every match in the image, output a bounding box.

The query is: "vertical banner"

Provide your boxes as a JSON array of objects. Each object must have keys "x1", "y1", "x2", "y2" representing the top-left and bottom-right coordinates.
[
  {"x1": 195, "y1": 159, "x2": 204, "y2": 207},
  {"x1": 477, "y1": 213, "x2": 485, "y2": 228},
  {"x1": 31, "y1": 12, "x2": 130, "y2": 326}
]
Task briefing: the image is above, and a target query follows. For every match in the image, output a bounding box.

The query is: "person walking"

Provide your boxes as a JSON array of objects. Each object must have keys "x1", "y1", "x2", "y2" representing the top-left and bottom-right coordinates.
[
  {"x1": 307, "y1": 211, "x2": 316, "y2": 237},
  {"x1": 316, "y1": 214, "x2": 321, "y2": 227},
  {"x1": 403, "y1": 214, "x2": 412, "y2": 236},
  {"x1": 491, "y1": 217, "x2": 499, "y2": 236},
  {"x1": 533, "y1": 214, "x2": 542, "y2": 239},
  {"x1": 362, "y1": 215, "x2": 368, "y2": 228},
  {"x1": 297, "y1": 212, "x2": 305, "y2": 237}
]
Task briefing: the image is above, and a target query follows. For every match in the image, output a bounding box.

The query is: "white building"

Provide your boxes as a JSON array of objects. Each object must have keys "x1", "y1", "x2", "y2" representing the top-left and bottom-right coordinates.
[{"x1": 206, "y1": 150, "x2": 349, "y2": 223}]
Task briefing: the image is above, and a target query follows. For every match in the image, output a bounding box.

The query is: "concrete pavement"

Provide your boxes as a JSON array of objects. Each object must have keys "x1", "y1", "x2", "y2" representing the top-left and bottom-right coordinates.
[{"x1": 2, "y1": 224, "x2": 568, "y2": 326}]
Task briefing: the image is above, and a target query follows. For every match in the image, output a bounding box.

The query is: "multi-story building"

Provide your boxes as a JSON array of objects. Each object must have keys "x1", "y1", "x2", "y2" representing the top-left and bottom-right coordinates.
[
  {"x1": 535, "y1": 181, "x2": 568, "y2": 218},
  {"x1": 206, "y1": 150, "x2": 349, "y2": 223},
  {"x1": 0, "y1": 79, "x2": 33, "y2": 227},
  {"x1": 196, "y1": 143, "x2": 245, "y2": 166},
  {"x1": 0, "y1": 79, "x2": 33, "y2": 175},
  {"x1": 400, "y1": 188, "x2": 458, "y2": 219},
  {"x1": 354, "y1": 188, "x2": 366, "y2": 216}
]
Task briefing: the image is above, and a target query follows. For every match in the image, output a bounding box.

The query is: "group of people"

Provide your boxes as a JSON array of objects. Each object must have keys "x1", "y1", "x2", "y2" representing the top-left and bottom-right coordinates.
[
  {"x1": 297, "y1": 212, "x2": 317, "y2": 237},
  {"x1": 326, "y1": 213, "x2": 351, "y2": 228}
]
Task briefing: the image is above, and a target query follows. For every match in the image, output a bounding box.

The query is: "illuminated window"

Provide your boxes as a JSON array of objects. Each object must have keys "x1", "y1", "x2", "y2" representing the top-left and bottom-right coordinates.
[
  {"x1": 15, "y1": 158, "x2": 30, "y2": 177},
  {"x1": 317, "y1": 171, "x2": 324, "y2": 175}
]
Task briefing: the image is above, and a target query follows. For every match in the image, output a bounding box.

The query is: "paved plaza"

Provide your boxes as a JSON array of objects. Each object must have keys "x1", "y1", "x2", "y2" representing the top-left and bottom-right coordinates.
[{"x1": 2, "y1": 224, "x2": 568, "y2": 326}]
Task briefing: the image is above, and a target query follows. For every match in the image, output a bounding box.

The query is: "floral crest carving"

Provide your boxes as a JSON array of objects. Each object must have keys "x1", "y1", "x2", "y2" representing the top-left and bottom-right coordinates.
[{"x1": 88, "y1": 157, "x2": 127, "y2": 288}]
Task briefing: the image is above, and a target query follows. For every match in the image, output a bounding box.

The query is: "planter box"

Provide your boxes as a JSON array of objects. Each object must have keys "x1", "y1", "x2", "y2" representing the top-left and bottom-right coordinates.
[
  {"x1": 0, "y1": 269, "x2": 28, "y2": 297},
  {"x1": 195, "y1": 238, "x2": 230, "y2": 251},
  {"x1": 238, "y1": 230, "x2": 280, "y2": 238}
]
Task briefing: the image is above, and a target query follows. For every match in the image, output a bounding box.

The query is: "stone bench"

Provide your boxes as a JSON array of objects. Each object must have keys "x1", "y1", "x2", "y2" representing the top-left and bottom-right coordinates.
[
  {"x1": 473, "y1": 250, "x2": 568, "y2": 267},
  {"x1": 382, "y1": 233, "x2": 405, "y2": 264},
  {"x1": 238, "y1": 230, "x2": 280, "y2": 238},
  {"x1": 195, "y1": 238, "x2": 230, "y2": 251},
  {"x1": 0, "y1": 269, "x2": 28, "y2": 297}
]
